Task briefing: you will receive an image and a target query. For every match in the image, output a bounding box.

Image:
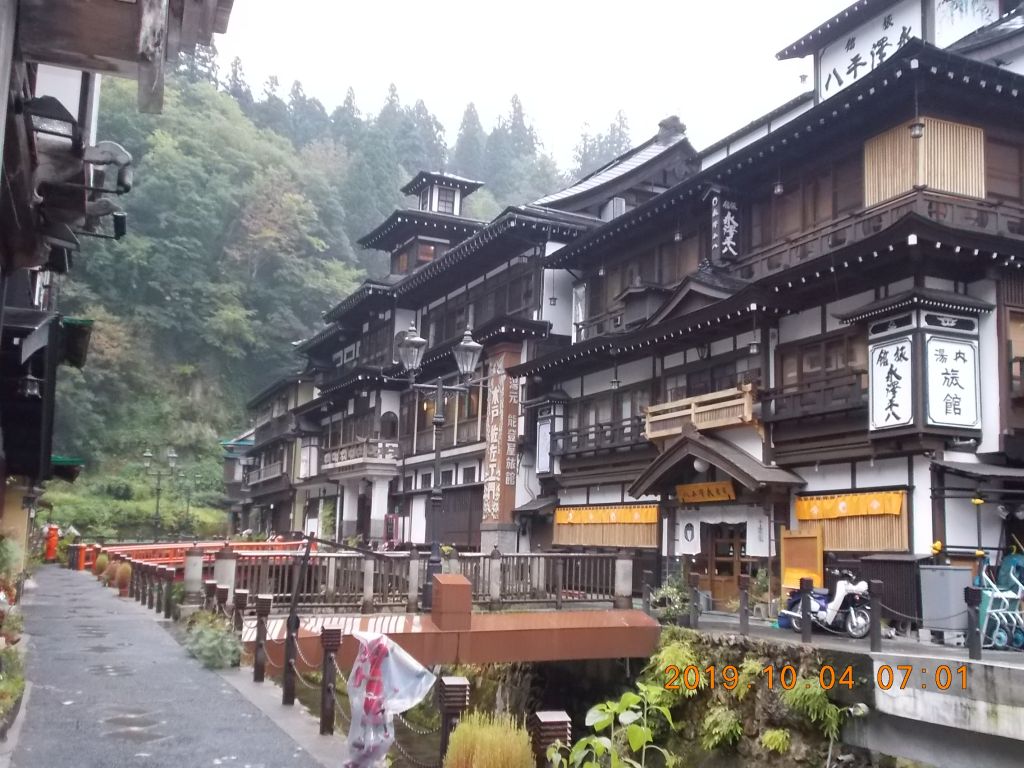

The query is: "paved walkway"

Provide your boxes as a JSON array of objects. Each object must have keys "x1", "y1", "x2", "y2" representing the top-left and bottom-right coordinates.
[{"x1": 10, "y1": 567, "x2": 327, "y2": 768}]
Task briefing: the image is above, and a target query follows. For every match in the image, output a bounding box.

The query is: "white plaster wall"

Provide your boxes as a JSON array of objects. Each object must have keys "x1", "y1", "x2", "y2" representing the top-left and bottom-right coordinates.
[
  {"x1": 560, "y1": 378, "x2": 582, "y2": 398},
  {"x1": 826, "y1": 290, "x2": 875, "y2": 332},
  {"x1": 559, "y1": 488, "x2": 588, "y2": 505},
  {"x1": 854, "y1": 457, "x2": 907, "y2": 488},
  {"x1": 664, "y1": 350, "x2": 686, "y2": 369},
  {"x1": 516, "y1": 452, "x2": 541, "y2": 507},
  {"x1": 542, "y1": 269, "x2": 575, "y2": 336},
  {"x1": 718, "y1": 427, "x2": 763, "y2": 461},
  {"x1": 778, "y1": 306, "x2": 821, "y2": 343},
  {"x1": 618, "y1": 358, "x2": 652, "y2": 387},
  {"x1": 700, "y1": 147, "x2": 728, "y2": 170},
  {"x1": 582, "y1": 369, "x2": 616, "y2": 396},
  {"x1": 970, "y1": 278, "x2": 1000, "y2": 453},
  {"x1": 888, "y1": 277, "x2": 914, "y2": 294},
  {"x1": 924, "y1": 276, "x2": 955, "y2": 292},
  {"x1": 911, "y1": 455, "x2": 933, "y2": 555},
  {"x1": 394, "y1": 308, "x2": 415, "y2": 335},
  {"x1": 587, "y1": 486, "x2": 623, "y2": 505},
  {"x1": 710, "y1": 338, "x2": 733, "y2": 356},
  {"x1": 946, "y1": 497, "x2": 1002, "y2": 557},
  {"x1": 795, "y1": 462, "x2": 853, "y2": 493},
  {"x1": 379, "y1": 390, "x2": 399, "y2": 417},
  {"x1": 410, "y1": 497, "x2": 426, "y2": 543}
]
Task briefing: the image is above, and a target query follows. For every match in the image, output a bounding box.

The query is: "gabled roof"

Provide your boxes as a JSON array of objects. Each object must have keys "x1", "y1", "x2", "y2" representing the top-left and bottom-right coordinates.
[
  {"x1": 776, "y1": 0, "x2": 903, "y2": 60},
  {"x1": 647, "y1": 268, "x2": 750, "y2": 326},
  {"x1": 245, "y1": 373, "x2": 303, "y2": 410},
  {"x1": 949, "y1": 4, "x2": 1024, "y2": 55},
  {"x1": 357, "y1": 208, "x2": 485, "y2": 252},
  {"x1": 401, "y1": 171, "x2": 484, "y2": 196},
  {"x1": 533, "y1": 117, "x2": 696, "y2": 208}
]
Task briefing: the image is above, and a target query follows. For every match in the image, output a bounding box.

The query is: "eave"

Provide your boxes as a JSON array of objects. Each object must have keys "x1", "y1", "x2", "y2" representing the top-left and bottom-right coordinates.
[
  {"x1": 357, "y1": 209, "x2": 484, "y2": 252},
  {"x1": 776, "y1": 0, "x2": 903, "y2": 60}
]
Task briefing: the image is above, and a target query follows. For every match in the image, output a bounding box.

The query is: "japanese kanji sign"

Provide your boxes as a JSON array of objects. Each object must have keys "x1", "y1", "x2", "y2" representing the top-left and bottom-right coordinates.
[
  {"x1": 482, "y1": 346, "x2": 521, "y2": 523},
  {"x1": 710, "y1": 192, "x2": 740, "y2": 264},
  {"x1": 676, "y1": 480, "x2": 736, "y2": 504},
  {"x1": 869, "y1": 337, "x2": 914, "y2": 431},
  {"x1": 925, "y1": 335, "x2": 980, "y2": 429},
  {"x1": 817, "y1": 0, "x2": 920, "y2": 100}
]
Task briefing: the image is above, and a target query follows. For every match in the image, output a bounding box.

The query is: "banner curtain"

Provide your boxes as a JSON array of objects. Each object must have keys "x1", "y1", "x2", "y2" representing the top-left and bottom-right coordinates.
[
  {"x1": 795, "y1": 491, "x2": 905, "y2": 521},
  {"x1": 555, "y1": 505, "x2": 658, "y2": 525}
]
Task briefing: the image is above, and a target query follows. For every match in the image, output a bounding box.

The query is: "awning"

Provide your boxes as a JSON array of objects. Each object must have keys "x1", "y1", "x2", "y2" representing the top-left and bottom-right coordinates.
[
  {"x1": 50, "y1": 455, "x2": 85, "y2": 483},
  {"x1": 514, "y1": 496, "x2": 557, "y2": 517},
  {"x1": 61, "y1": 317, "x2": 93, "y2": 369},
  {"x1": 629, "y1": 429, "x2": 804, "y2": 498},
  {"x1": 555, "y1": 504, "x2": 657, "y2": 525},
  {"x1": 932, "y1": 460, "x2": 1024, "y2": 482}
]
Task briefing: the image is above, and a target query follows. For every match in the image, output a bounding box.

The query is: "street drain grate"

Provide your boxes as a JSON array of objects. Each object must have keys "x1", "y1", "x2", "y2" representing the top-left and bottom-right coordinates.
[{"x1": 87, "y1": 664, "x2": 133, "y2": 677}]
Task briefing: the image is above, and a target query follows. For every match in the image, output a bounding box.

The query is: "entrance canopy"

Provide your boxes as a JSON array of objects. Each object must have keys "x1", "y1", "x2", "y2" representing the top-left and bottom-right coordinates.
[{"x1": 629, "y1": 429, "x2": 804, "y2": 498}]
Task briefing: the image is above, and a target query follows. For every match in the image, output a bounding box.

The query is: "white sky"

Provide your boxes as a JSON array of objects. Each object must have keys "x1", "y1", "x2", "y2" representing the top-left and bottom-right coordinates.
[{"x1": 215, "y1": 1, "x2": 853, "y2": 167}]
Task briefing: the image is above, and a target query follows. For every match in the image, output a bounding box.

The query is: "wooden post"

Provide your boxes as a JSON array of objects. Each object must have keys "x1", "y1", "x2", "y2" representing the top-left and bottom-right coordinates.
[
  {"x1": 320, "y1": 628, "x2": 342, "y2": 735},
  {"x1": 437, "y1": 676, "x2": 470, "y2": 763},
  {"x1": 253, "y1": 594, "x2": 272, "y2": 683},
  {"x1": 282, "y1": 609, "x2": 299, "y2": 706},
  {"x1": 688, "y1": 572, "x2": 700, "y2": 629},
  {"x1": 799, "y1": 577, "x2": 813, "y2": 645},
  {"x1": 233, "y1": 588, "x2": 249, "y2": 634},
  {"x1": 738, "y1": 573, "x2": 750, "y2": 636},
  {"x1": 163, "y1": 567, "x2": 174, "y2": 619},
  {"x1": 128, "y1": 559, "x2": 137, "y2": 599},
  {"x1": 869, "y1": 579, "x2": 883, "y2": 652},
  {"x1": 147, "y1": 565, "x2": 156, "y2": 609},
  {"x1": 554, "y1": 557, "x2": 564, "y2": 610},
  {"x1": 153, "y1": 566, "x2": 163, "y2": 612},
  {"x1": 203, "y1": 579, "x2": 218, "y2": 612},
  {"x1": 361, "y1": 554, "x2": 375, "y2": 614},
  {"x1": 965, "y1": 586, "x2": 982, "y2": 661},
  {"x1": 407, "y1": 548, "x2": 420, "y2": 613}
]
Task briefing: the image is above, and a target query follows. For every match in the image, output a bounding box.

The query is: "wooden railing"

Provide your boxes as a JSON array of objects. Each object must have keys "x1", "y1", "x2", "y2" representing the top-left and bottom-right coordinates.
[
  {"x1": 551, "y1": 417, "x2": 646, "y2": 456},
  {"x1": 760, "y1": 370, "x2": 868, "y2": 422},
  {"x1": 497, "y1": 553, "x2": 617, "y2": 604},
  {"x1": 644, "y1": 383, "x2": 756, "y2": 441},
  {"x1": 736, "y1": 190, "x2": 1024, "y2": 282},
  {"x1": 234, "y1": 551, "x2": 365, "y2": 608},
  {"x1": 245, "y1": 461, "x2": 283, "y2": 485},
  {"x1": 253, "y1": 414, "x2": 292, "y2": 446},
  {"x1": 320, "y1": 438, "x2": 399, "y2": 472}
]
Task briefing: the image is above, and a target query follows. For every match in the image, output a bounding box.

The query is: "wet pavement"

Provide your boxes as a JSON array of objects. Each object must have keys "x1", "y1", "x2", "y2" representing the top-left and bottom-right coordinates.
[{"x1": 10, "y1": 567, "x2": 326, "y2": 768}]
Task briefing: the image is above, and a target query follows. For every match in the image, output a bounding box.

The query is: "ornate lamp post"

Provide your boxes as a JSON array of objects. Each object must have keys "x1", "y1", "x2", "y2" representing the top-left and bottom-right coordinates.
[
  {"x1": 142, "y1": 447, "x2": 178, "y2": 538},
  {"x1": 395, "y1": 323, "x2": 483, "y2": 609},
  {"x1": 177, "y1": 471, "x2": 202, "y2": 534}
]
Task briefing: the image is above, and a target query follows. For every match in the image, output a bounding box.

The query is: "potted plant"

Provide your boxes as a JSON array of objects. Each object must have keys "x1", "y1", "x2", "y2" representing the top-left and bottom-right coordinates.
[
  {"x1": 102, "y1": 559, "x2": 119, "y2": 587},
  {"x1": 93, "y1": 553, "x2": 109, "y2": 579},
  {"x1": 115, "y1": 563, "x2": 132, "y2": 597}
]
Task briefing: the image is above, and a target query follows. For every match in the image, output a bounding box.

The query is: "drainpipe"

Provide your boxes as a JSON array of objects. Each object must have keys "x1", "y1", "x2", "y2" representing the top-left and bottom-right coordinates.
[{"x1": 334, "y1": 481, "x2": 342, "y2": 541}]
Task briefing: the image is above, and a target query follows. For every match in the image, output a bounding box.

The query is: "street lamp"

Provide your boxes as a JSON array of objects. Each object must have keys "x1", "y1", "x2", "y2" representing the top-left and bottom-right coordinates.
[
  {"x1": 141, "y1": 446, "x2": 178, "y2": 539},
  {"x1": 396, "y1": 324, "x2": 484, "y2": 609},
  {"x1": 178, "y1": 471, "x2": 202, "y2": 534}
]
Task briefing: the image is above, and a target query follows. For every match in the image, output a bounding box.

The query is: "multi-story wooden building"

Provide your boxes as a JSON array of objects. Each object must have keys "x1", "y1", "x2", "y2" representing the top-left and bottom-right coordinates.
[{"x1": 511, "y1": 0, "x2": 1024, "y2": 604}]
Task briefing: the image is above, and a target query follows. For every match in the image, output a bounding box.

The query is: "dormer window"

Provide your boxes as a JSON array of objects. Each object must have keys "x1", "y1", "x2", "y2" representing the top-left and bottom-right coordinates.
[{"x1": 437, "y1": 187, "x2": 456, "y2": 214}]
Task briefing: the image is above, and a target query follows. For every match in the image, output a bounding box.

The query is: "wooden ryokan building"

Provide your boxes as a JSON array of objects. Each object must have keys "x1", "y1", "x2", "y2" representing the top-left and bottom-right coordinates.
[{"x1": 236, "y1": 0, "x2": 1024, "y2": 603}]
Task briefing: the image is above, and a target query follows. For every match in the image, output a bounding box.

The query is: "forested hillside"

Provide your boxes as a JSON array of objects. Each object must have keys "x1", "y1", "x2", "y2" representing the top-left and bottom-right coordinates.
[{"x1": 46, "y1": 50, "x2": 632, "y2": 536}]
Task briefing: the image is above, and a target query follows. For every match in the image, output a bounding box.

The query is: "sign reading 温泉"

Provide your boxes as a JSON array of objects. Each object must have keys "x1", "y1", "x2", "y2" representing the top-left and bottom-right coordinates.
[
  {"x1": 869, "y1": 337, "x2": 914, "y2": 431},
  {"x1": 676, "y1": 480, "x2": 736, "y2": 504},
  {"x1": 817, "y1": 0, "x2": 920, "y2": 100},
  {"x1": 709, "y1": 192, "x2": 740, "y2": 264},
  {"x1": 925, "y1": 335, "x2": 980, "y2": 429}
]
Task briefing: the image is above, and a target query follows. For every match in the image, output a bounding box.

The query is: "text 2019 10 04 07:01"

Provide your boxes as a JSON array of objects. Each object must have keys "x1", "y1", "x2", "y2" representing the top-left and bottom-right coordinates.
[{"x1": 663, "y1": 664, "x2": 969, "y2": 692}]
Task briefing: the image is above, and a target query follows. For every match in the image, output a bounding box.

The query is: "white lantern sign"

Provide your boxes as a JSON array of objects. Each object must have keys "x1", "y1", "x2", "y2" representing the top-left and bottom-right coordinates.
[
  {"x1": 925, "y1": 335, "x2": 980, "y2": 429},
  {"x1": 869, "y1": 336, "x2": 914, "y2": 431}
]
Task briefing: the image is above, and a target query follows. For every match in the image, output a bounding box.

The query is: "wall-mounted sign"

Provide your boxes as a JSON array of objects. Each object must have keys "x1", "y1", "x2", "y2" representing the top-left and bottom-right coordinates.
[
  {"x1": 925, "y1": 335, "x2": 980, "y2": 429},
  {"x1": 869, "y1": 336, "x2": 914, "y2": 430},
  {"x1": 709, "y1": 192, "x2": 740, "y2": 264},
  {"x1": 817, "y1": 0, "x2": 920, "y2": 100},
  {"x1": 676, "y1": 480, "x2": 736, "y2": 504}
]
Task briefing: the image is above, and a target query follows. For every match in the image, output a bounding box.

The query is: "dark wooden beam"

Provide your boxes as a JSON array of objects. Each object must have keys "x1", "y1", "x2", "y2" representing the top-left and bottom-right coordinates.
[{"x1": 137, "y1": 0, "x2": 168, "y2": 114}]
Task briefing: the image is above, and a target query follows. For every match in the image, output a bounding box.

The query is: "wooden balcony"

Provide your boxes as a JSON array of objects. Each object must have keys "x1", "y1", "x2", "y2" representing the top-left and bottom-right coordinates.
[
  {"x1": 735, "y1": 190, "x2": 1024, "y2": 282},
  {"x1": 320, "y1": 438, "x2": 400, "y2": 473},
  {"x1": 551, "y1": 417, "x2": 646, "y2": 457},
  {"x1": 644, "y1": 384, "x2": 756, "y2": 442},
  {"x1": 253, "y1": 413, "x2": 293, "y2": 446},
  {"x1": 245, "y1": 461, "x2": 283, "y2": 485},
  {"x1": 761, "y1": 371, "x2": 868, "y2": 423}
]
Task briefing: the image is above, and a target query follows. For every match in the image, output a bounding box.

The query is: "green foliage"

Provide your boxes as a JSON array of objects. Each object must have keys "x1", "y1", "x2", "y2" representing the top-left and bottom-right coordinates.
[
  {"x1": 0, "y1": 540, "x2": 21, "y2": 580},
  {"x1": 641, "y1": 634, "x2": 706, "y2": 703},
  {"x1": 699, "y1": 704, "x2": 742, "y2": 751},
  {"x1": 781, "y1": 676, "x2": 842, "y2": 741},
  {"x1": 572, "y1": 111, "x2": 632, "y2": 181},
  {"x1": 1, "y1": 611, "x2": 23, "y2": 637},
  {"x1": 184, "y1": 612, "x2": 241, "y2": 669},
  {"x1": 0, "y1": 646, "x2": 24, "y2": 719},
  {"x1": 443, "y1": 711, "x2": 534, "y2": 768},
  {"x1": 649, "y1": 575, "x2": 689, "y2": 624},
  {"x1": 733, "y1": 657, "x2": 764, "y2": 702},
  {"x1": 548, "y1": 683, "x2": 677, "y2": 768},
  {"x1": 760, "y1": 728, "x2": 791, "y2": 754}
]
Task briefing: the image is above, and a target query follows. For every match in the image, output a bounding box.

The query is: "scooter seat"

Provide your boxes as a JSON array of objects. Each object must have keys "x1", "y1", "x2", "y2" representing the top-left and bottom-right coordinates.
[{"x1": 811, "y1": 587, "x2": 829, "y2": 596}]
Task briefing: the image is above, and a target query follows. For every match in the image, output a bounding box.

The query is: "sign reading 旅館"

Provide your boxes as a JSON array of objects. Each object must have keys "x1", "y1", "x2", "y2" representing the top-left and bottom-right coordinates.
[{"x1": 676, "y1": 480, "x2": 736, "y2": 504}]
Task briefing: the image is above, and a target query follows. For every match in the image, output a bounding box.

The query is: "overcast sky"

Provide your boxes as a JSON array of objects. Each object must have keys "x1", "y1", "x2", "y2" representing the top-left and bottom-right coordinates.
[{"x1": 215, "y1": 1, "x2": 853, "y2": 167}]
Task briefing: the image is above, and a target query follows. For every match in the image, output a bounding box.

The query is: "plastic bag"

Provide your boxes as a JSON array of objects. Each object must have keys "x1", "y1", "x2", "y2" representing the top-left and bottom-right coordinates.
[{"x1": 343, "y1": 631, "x2": 436, "y2": 768}]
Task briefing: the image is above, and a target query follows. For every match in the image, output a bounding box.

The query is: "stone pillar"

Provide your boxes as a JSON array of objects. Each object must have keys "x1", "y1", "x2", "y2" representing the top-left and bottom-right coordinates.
[
  {"x1": 253, "y1": 594, "x2": 272, "y2": 683},
  {"x1": 342, "y1": 483, "x2": 359, "y2": 539},
  {"x1": 479, "y1": 342, "x2": 522, "y2": 554},
  {"x1": 162, "y1": 567, "x2": 175, "y2": 619},
  {"x1": 213, "y1": 544, "x2": 237, "y2": 602},
  {"x1": 368, "y1": 477, "x2": 389, "y2": 541},
  {"x1": 183, "y1": 545, "x2": 204, "y2": 605},
  {"x1": 613, "y1": 550, "x2": 633, "y2": 609},
  {"x1": 407, "y1": 548, "x2": 420, "y2": 613},
  {"x1": 488, "y1": 546, "x2": 502, "y2": 609},
  {"x1": 204, "y1": 579, "x2": 218, "y2": 612},
  {"x1": 361, "y1": 555, "x2": 375, "y2": 614}
]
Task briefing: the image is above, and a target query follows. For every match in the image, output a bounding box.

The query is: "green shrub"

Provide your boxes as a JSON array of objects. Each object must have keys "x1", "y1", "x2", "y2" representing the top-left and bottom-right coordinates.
[
  {"x1": 443, "y1": 711, "x2": 534, "y2": 768},
  {"x1": 760, "y1": 728, "x2": 791, "y2": 753},
  {"x1": 781, "y1": 676, "x2": 842, "y2": 740},
  {"x1": 642, "y1": 633, "x2": 706, "y2": 703},
  {"x1": 1, "y1": 611, "x2": 23, "y2": 637},
  {"x1": 733, "y1": 657, "x2": 764, "y2": 702},
  {"x1": 700, "y1": 704, "x2": 742, "y2": 751},
  {"x1": 93, "y1": 553, "x2": 109, "y2": 576},
  {"x1": 184, "y1": 613, "x2": 241, "y2": 669}
]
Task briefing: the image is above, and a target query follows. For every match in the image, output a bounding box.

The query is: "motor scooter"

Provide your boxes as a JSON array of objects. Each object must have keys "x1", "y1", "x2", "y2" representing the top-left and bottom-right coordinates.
[{"x1": 779, "y1": 568, "x2": 871, "y2": 639}]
